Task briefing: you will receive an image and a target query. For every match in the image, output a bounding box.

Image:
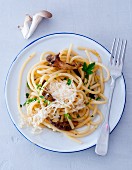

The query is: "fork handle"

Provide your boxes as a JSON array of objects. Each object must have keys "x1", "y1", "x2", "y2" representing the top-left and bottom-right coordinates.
[{"x1": 95, "y1": 78, "x2": 115, "y2": 156}]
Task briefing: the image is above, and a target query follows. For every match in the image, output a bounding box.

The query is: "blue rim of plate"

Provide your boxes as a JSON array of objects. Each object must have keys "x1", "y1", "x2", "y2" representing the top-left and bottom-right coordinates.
[{"x1": 4, "y1": 32, "x2": 126, "y2": 153}]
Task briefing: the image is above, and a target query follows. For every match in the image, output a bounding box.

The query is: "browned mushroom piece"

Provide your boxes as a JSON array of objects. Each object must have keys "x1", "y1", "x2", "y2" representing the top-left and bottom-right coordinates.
[
  {"x1": 50, "y1": 120, "x2": 78, "y2": 131},
  {"x1": 42, "y1": 80, "x2": 46, "y2": 85},
  {"x1": 42, "y1": 91, "x2": 55, "y2": 101},
  {"x1": 74, "y1": 69, "x2": 81, "y2": 77},
  {"x1": 46, "y1": 53, "x2": 81, "y2": 70}
]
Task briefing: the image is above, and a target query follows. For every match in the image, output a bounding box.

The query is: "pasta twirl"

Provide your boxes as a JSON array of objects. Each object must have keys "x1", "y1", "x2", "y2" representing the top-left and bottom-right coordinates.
[{"x1": 17, "y1": 44, "x2": 110, "y2": 143}]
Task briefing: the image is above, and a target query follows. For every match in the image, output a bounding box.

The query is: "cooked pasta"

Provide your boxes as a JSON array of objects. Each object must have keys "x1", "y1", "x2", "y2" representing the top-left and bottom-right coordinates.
[{"x1": 17, "y1": 44, "x2": 110, "y2": 143}]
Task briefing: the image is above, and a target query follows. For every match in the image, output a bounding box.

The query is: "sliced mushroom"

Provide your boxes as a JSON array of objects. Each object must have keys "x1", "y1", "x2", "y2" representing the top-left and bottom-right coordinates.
[
  {"x1": 74, "y1": 69, "x2": 81, "y2": 77},
  {"x1": 50, "y1": 120, "x2": 78, "y2": 131},
  {"x1": 42, "y1": 80, "x2": 46, "y2": 85},
  {"x1": 42, "y1": 90, "x2": 55, "y2": 101},
  {"x1": 46, "y1": 53, "x2": 81, "y2": 70}
]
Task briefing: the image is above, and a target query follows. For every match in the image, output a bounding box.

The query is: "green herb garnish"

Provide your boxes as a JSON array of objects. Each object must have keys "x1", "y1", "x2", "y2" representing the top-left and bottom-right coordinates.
[
  {"x1": 44, "y1": 100, "x2": 50, "y2": 105},
  {"x1": 36, "y1": 84, "x2": 42, "y2": 90},
  {"x1": 23, "y1": 98, "x2": 37, "y2": 106},
  {"x1": 96, "y1": 97, "x2": 101, "y2": 100},
  {"x1": 20, "y1": 104, "x2": 22, "y2": 108},
  {"x1": 63, "y1": 77, "x2": 67, "y2": 80},
  {"x1": 64, "y1": 113, "x2": 72, "y2": 120},
  {"x1": 37, "y1": 100, "x2": 40, "y2": 103},
  {"x1": 26, "y1": 93, "x2": 29, "y2": 98},
  {"x1": 67, "y1": 79, "x2": 71, "y2": 85},
  {"x1": 27, "y1": 82, "x2": 30, "y2": 89},
  {"x1": 39, "y1": 95, "x2": 44, "y2": 99},
  {"x1": 85, "y1": 102, "x2": 89, "y2": 106},
  {"x1": 82, "y1": 62, "x2": 95, "y2": 78}
]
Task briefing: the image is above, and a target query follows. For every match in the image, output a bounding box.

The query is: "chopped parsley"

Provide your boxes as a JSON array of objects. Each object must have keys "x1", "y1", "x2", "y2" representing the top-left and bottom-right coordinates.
[
  {"x1": 64, "y1": 113, "x2": 72, "y2": 120},
  {"x1": 27, "y1": 82, "x2": 30, "y2": 89},
  {"x1": 96, "y1": 97, "x2": 101, "y2": 100},
  {"x1": 39, "y1": 95, "x2": 44, "y2": 99},
  {"x1": 26, "y1": 93, "x2": 29, "y2": 98},
  {"x1": 23, "y1": 98, "x2": 37, "y2": 106},
  {"x1": 89, "y1": 97, "x2": 92, "y2": 101},
  {"x1": 67, "y1": 79, "x2": 71, "y2": 85},
  {"x1": 82, "y1": 62, "x2": 95, "y2": 78},
  {"x1": 36, "y1": 84, "x2": 42, "y2": 90},
  {"x1": 20, "y1": 104, "x2": 22, "y2": 108},
  {"x1": 37, "y1": 100, "x2": 40, "y2": 103},
  {"x1": 44, "y1": 100, "x2": 50, "y2": 105},
  {"x1": 40, "y1": 96, "x2": 52, "y2": 105},
  {"x1": 85, "y1": 102, "x2": 89, "y2": 106}
]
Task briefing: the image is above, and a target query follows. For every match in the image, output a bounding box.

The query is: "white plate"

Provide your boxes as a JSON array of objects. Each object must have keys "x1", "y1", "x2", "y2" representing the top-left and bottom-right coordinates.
[{"x1": 5, "y1": 33, "x2": 126, "y2": 153}]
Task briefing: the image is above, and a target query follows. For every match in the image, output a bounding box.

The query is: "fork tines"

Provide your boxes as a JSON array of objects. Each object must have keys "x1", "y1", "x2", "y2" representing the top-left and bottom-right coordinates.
[{"x1": 110, "y1": 38, "x2": 127, "y2": 66}]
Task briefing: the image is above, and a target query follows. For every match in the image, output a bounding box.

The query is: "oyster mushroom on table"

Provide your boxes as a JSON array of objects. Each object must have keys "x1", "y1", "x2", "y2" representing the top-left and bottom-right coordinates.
[{"x1": 18, "y1": 10, "x2": 52, "y2": 39}]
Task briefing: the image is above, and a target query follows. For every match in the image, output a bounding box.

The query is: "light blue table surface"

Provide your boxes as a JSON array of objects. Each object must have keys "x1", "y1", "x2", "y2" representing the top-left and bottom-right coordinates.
[{"x1": 0, "y1": 0, "x2": 132, "y2": 169}]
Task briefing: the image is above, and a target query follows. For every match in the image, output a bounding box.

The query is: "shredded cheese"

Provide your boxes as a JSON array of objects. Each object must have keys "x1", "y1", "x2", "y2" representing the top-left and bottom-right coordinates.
[
  {"x1": 47, "y1": 80, "x2": 76, "y2": 102},
  {"x1": 27, "y1": 80, "x2": 85, "y2": 127}
]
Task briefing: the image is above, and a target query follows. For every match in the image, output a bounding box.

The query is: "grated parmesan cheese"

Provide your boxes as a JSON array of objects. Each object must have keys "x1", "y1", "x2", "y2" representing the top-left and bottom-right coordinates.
[
  {"x1": 28, "y1": 80, "x2": 85, "y2": 127},
  {"x1": 47, "y1": 80, "x2": 76, "y2": 103}
]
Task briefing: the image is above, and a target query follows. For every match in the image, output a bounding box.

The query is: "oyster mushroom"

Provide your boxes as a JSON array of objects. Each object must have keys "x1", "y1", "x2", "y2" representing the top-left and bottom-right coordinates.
[
  {"x1": 50, "y1": 120, "x2": 78, "y2": 131},
  {"x1": 18, "y1": 10, "x2": 52, "y2": 39},
  {"x1": 18, "y1": 14, "x2": 32, "y2": 39},
  {"x1": 46, "y1": 53, "x2": 81, "y2": 70},
  {"x1": 42, "y1": 91, "x2": 55, "y2": 102},
  {"x1": 26, "y1": 10, "x2": 52, "y2": 39}
]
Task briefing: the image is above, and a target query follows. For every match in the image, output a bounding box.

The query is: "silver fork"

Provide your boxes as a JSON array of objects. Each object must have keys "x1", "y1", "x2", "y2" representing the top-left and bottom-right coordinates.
[{"x1": 95, "y1": 38, "x2": 127, "y2": 156}]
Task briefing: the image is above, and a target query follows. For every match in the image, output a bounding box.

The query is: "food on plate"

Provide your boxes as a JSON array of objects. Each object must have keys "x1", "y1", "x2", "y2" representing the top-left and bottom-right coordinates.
[{"x1": 17, "y1": 44, "x2": 110, "y2": 143}]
